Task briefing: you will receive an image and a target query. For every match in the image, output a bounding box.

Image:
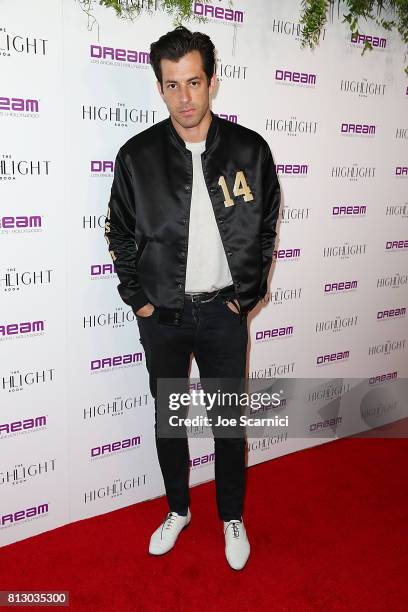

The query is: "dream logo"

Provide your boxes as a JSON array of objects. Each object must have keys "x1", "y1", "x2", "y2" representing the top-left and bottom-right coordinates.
[
  {"x1": 316, "y1": 350, "x2": 350, "y2": 365},
  {"x1": 193, "y1": 2, "x2": 244, "y2": 23},
  {"x1": 1, "y1": 503, "x2": 49, "y2": 527},
  {"x1": 190, "y1": 452, "x2": 215, "y2": 468},
  {"x1": 324, "y1": 280, "x2": 358, "y2": 293},
  {"x1": 90, "y1": 352, "x2": 143, "y2": 372},
  {"x1": 275, "y1": 69, "x2": 316, "y2": 86},
  {"x1": 0, "y1": 96, "x2": 39, "y2": 113},
  {"x1": 368, "y1": 371, "x2": 398, "y2": 385},
  {"x1": 0, "y1": 415, "x2": 47, "y2": 437},
  {"x1": 332, "y1": 205, "x2": 366, "y2": 216},
  {"x1": 214, "y1": 112, "x2": 238, "y2": 123},
  {"x1": 377, "y1": 307, "x2": 406, "y2": 320},
  {"x1": 341, "y1": 123, "x2": 375, "y2": 136},
  {"x1": 0, "y1": 215, "x2": 42, "y2": 232},
  {"x1": 0, "y1": 320, "x2": 44, "y2": 339},
  {"x1": 273, "y1": 247, "x2": 301, "y2": 260},
  {"x1": 385, "y1": 240, "x2": 408, "y2": 251},
  {"x1": 276, "y1": 164, "x2": 308, "y2": 175},
  {"x1": 91, "y1": 161, "x2": 114, "y2": 174},
  {"x1": 90, "y1": 44, "x2": 150, "y2": 66},
  {"x1": 91, "y1": 435, "x2": 141, "y2": 458},
  {"x1": 255, "y1": 326, "x2": 294, "y2": 342},
  {"x1": 90, "y1": 263, "x2": 116, "y2": 279},
  {"x1": 350, "y1": 33, "x2": 386, "y2": 48}
]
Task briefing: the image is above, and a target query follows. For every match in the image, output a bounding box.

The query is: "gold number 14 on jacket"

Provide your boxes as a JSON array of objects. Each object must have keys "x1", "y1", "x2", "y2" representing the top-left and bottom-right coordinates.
[{"x1": 218, "y1": 171, "x2": 254, "y2": 207}]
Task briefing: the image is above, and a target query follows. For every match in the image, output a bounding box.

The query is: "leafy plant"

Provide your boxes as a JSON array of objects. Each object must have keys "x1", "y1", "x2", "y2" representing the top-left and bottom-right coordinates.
[
  {"x1": 77, "y1": 1, "x2": 408, "y2": 75},
  {"x1": 299, "y1": 0, "x2": 408, "y2": 75},
  {"x1": 77, "y1": 0, "x2": 208, "y2": 26}
]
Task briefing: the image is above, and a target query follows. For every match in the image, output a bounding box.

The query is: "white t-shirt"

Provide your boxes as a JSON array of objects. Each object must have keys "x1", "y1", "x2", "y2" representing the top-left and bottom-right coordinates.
[{"x1": 184, "y1": 139, "x2": 233, "y2": 293}]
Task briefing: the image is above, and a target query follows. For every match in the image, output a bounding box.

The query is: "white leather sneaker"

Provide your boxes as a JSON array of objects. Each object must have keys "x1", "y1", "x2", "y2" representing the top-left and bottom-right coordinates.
[
  {"x1": 223, "y1": 519, "x2": 250, "y2": 570},
  {"x1": 149, "y1": 509, "x2": 191, "y2": 555}
]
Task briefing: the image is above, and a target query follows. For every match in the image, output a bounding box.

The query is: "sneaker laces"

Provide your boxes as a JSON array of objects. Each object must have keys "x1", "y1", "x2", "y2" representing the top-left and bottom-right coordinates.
[
  {"x1": 163, "y1": 511, "x2": 178, "y2": 531},
  {"x1": 227, "y1": 519, "x2": 242, "y2": 538}
]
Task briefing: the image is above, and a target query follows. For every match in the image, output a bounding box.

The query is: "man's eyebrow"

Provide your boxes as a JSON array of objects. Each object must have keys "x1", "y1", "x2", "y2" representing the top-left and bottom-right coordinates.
[{"x1": 164, "y1": 76, "x2": 201, "y2": 84}]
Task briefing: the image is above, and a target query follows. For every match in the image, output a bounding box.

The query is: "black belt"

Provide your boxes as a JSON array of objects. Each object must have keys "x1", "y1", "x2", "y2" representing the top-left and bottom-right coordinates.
[{"x1": 184, "y1": 284, "x2": 235, "y2": 303}]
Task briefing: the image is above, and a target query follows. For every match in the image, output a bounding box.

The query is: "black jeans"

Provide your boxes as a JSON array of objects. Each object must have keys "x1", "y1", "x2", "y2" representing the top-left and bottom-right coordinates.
[{"x1": 136, "y1": 290, "x2": 248, "y2": 522}]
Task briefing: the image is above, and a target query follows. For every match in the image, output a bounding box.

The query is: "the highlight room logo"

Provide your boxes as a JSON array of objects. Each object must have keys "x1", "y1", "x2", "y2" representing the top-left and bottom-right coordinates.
[
  {"x1": 0, "y1": 157, "x2": 50, "y2": 179},
  {"x1": 0, "y1": 27, "x2": 48, "y2": 57},
  {"x1": 368, "y1": 338, "x2": 406, "y2": 356},
  {"x1": 1, "y1": 369, "x2": 54, "y2": 393},
  {"x1": 331, "y1": 164, "x2": 375, "y2": 181},
  {"x1": 377, "y1": 273, "x2": 407, "y2": 289}
]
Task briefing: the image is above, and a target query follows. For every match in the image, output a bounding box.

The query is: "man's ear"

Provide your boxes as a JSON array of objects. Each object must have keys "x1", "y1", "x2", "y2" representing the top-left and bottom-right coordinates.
[
  {"x1": 209, "y1": 72, "x2": 218, "y2": 97},
  {"x1": 156, "y1": 80, "x2": 164, "y2": 98}
]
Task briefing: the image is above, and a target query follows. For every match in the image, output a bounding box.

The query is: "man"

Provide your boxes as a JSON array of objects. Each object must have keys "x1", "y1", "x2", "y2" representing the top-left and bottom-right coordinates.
[{"x1": 105, "y1": 26, "x2": 280, "y2": 570}]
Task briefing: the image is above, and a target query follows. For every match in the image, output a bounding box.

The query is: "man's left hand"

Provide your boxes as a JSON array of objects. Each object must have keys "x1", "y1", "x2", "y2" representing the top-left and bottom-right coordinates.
[{"x1": 226, "y1": 298, "x2": 240, "y2": 314}]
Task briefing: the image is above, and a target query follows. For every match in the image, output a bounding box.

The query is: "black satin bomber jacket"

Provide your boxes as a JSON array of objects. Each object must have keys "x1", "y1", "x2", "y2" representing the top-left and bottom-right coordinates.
[{"x1": 104, "y1": 111, "x2": 281, "y2": 326}]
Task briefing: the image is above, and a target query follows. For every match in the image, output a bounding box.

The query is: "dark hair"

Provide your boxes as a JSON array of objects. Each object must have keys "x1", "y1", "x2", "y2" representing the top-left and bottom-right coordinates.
[{"x1": 150, "y1": 26, "x2": 215, "y2": 88}]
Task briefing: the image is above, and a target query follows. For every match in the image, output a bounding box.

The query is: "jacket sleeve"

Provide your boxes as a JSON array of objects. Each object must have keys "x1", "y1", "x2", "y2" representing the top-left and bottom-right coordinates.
[
  {"x1": 104, "y1": 148, "x2": 149, "y2": 313},
  {"x1": 258, "y1": 141, "x2": 281, "y2": 299}
]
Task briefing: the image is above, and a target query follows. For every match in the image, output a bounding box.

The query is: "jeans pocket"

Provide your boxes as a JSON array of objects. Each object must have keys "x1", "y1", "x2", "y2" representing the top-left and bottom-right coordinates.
[{"x1": 222, "y1": 297, "x2": 241, "y2": 316}]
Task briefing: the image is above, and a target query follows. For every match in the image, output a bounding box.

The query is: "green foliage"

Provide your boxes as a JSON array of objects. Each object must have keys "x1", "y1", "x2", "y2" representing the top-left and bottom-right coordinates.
[
  {"x1": 77, "y1": 1, "x2": 408, "y2": 76},
  {"x1": 77, "y1": 0, "x2": 208, "y2": 24},
  {"x1": 300, "y1": 0, "x2": 330, "y2": 48},
  {"x1": 300, "y1": 0, "x2": 408, "y2": 75},
  {"x1": 161, "y1": 0, "x2": 195, "y2": 24}
]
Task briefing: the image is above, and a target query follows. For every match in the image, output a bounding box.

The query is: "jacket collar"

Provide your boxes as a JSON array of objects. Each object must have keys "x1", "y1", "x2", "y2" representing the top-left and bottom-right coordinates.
[{"x1": 167, "y1": 110, "x2": 219, "y2": 154}]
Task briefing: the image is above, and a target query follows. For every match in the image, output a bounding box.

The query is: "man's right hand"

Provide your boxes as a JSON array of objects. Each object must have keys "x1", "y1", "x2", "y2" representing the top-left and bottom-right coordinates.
[{"x1": 135, "y1": 303, "x2": 155, "y2": 317}]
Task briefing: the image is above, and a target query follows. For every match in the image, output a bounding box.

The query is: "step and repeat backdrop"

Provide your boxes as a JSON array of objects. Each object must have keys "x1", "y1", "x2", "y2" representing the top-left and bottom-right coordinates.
[{"x1": 1, "y1": 0, "x2": 408, "y2": 547}]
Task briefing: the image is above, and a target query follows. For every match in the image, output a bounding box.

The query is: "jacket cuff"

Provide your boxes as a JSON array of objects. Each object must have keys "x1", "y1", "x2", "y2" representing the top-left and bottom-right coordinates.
[{"x1": 125, "y1": 289, "x2": 150, "y2": 314}]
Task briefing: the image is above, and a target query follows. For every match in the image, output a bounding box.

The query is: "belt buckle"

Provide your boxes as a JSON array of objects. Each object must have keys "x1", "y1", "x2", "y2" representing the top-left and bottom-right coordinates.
[
  {"x1": 199, "y1": 289, "x2": 220, "y2": 303},
  {"x1": 190, "y1": 293, "x2": 202, "y2": 303}
]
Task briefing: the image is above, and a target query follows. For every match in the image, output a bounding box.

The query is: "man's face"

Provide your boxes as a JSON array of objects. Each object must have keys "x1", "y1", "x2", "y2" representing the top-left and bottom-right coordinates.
[{"x1": 157, "y1": 49, "x2": 216, "y2": 131}]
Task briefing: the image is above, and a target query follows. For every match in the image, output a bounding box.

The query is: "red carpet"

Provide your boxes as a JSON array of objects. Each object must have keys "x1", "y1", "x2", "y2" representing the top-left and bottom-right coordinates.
[{"x1": 2, "y1": 434, "x2": 408, "y2": 611}]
